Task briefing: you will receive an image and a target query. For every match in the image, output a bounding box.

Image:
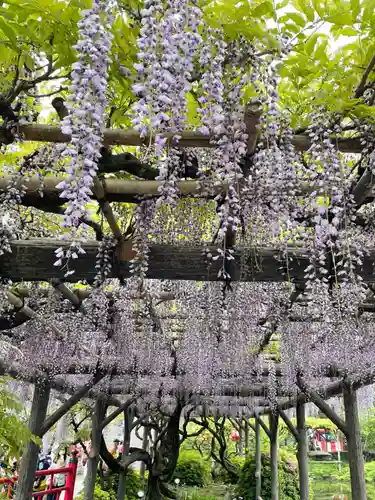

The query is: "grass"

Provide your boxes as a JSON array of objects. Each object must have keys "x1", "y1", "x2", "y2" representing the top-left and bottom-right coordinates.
[{"x1": 177, "y1": 484, "x2": 228, "y2": 499}]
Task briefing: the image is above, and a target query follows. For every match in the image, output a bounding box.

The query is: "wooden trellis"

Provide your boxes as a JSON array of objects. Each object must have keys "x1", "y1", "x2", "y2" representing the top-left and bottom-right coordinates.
[{"x1": 0, "y1": 111, "x2": 374, "y2": 500}]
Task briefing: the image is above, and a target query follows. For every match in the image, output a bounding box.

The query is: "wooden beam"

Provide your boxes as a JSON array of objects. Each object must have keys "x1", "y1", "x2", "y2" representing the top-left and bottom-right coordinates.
[
  {"x1": 278, "y1": 409, "x2": 299, "y2": 441},
  {"x1": 0, "y1": 175, "x2": 217, "y2": 208},
  {"x1": 3, "y1": 238, "x2": 375, "y2": 283},
  {"x1": 297, "y1": 378, "x2": 348, "y2": 435},
  {"x1": 296, "y1": 401, "x2": 309, "y2": 500},
  {"x1": 255, "y1": 418, "x2": 262, "y2": 498},
  {"x1": 0, "y1": 239, "x2": 307, "y2": 283},
  {"x1": 0, "y1": 174, "x2": 365, "y2": 211},
  {"x1": 255, "y1": 414, "x2": 271, "y2": 439},
  {"x1": 15, "y1": 381, "x2": 51, "y2": 500},
  {"x1": 0, "y1": 123, "x2": 364, "y2": 153},
  {"x1": 7, "y1": 290, "x2": 66, "y2": 341},
  {"x1": 269, "y1": 413, "x2": 279, "y2": 500},
  {"x1": 343, "y1": 382, "x2": 367, "y2": 500}
]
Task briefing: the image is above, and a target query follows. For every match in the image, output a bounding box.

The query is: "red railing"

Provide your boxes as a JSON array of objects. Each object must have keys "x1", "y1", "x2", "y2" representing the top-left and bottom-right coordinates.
[{"x1": 0, "y1": 457, "x2": 77, "y2": 500}]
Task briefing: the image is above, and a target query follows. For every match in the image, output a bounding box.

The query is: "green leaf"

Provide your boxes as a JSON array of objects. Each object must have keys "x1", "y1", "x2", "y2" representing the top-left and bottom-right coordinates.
[
  {"x1": 312, "y1": 0, "x2": 325, "y2": 17},
  {"x1": 338, "y1": 27, "x2": 358, "y2": 36},
  {"x1": 350, "y1": 0, "x2": 361, "y2": 20},
  {"x1": 328, "y1": 12, "x2": 353, "y2": 25},
  {"x1": 0, "y1": 19, "x2": 17, "y2": 45},
  {"x1": 252, "y1": 1, "x2": 273, "y2": 17},
  {"x1": 286, "y1": 12, "x2": 306, "y2": 26},
  {"x1": 305, "y1": 33, "x2": 319, "y2": 54},
  {"x1": 293, "y1": 0, "x2": 315, "y2": 21}
]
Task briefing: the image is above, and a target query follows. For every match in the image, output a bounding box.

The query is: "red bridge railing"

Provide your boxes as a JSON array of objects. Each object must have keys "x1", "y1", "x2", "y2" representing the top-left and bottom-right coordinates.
[{"x1": 0, "y1": 457, "x2": 78, "y2": 500}]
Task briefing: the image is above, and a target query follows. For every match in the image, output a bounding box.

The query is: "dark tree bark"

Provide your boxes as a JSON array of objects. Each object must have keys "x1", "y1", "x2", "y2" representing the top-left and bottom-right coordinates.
[
  {"x1": 15, "y1": 381, "x2": 51, "y2": 500},
  {"x1": 146, "y1": 402, "x2": 183, "y2": 500},
  {"x1": 140, "y1": 422, "x2": 149, "y2": 482}
]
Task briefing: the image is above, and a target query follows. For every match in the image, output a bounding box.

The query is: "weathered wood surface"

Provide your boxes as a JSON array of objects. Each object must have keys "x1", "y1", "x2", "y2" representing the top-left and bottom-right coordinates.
[
  {"x1": 343, "y1": 383, "x2": 367, "y2": 500},
  {"x1": 0, "y1": 175, "x2": 215, "y2": 207},
  {"x1": 0, "y1": 174, "x2": 365, "y2": 209},
  {"x1": 2, "y1": 239, "x2": 375, "y2": 283},
  {"x1": 296, "y1": 401, "x2": 309, "y2": 500},
  {"x1": 269, "y1": 413, "x2": 279, "y2": 500},
  {"x1": 0, "y1": 239, "x2": 308, "y2": 282},
  {"x1": 15, "y1": 382, "x2": 51, "y2": 500},
  {"x1": 0, "y1": 123, "x2": 364, "y2": 152}
]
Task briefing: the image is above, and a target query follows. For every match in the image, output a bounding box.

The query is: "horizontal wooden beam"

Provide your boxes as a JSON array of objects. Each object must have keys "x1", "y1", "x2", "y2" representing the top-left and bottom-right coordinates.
[
  {"x1": 0, "y1": 124, "x2": 364, "y2": 153},
  {"x1": 3, "y1": 239, "x2": 375, "y2": 283},
  {"x1": 0, "y1": 175, "x2": 210, "y2": 210},
  {"x1": 1, "y1": 239, "x2": 305, "y2": 283},
  {"x1": 0, "y1": 172, "x2": 362, "y2": 211}
]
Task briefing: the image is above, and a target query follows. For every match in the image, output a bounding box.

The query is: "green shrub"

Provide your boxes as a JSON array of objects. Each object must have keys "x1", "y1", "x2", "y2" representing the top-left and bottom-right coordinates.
[
  {"x1": 180, "y1": 494, "x2": 217, "y2": 500},
  {"x1": 173, "y1": 450, "x2": 210, "y2": 487},
  {"x1": 212, "y1": 456, "x2": 246, "y2": 484},
  {"x1": 365, "y1": 461, "x2": 375, "y2": 483},
  {"x1": 77, "y1": 486, "x2": 112, "y2": 500},
  {"x1": 309, "y1": 461, "x2": 349, "y2": 481},
  {"x1": 95, "y1": 469, "x2": 142, "y2": 500},
  {"x1": 125, "y1": 469, "x2": 144, "y2": 499},
  {"x1": 236, "y1": 454, "x2": 299, "y2": 500}
]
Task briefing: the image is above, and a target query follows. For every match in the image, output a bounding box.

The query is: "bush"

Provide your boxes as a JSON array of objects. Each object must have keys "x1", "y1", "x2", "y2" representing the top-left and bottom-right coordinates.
[
  {"x1": 95, "y1": 469, "x2": 143, "y2": 500},
  {"x1": 212, "y1": 456, "x2": 246, "y2": 484},
  {"x1": 236, "y1": 454, "x2": 299, "y2": 500},
  {"x1": 173, "y1": 450, "x2": 210, "y2": 487},
  {"x1": 180, "y1": 494, "x2": 217, "y2": 500},
  {"x1": 309, "y1": 461, "x2": 349, "y2": 481},
  {"x1": 77, "y1": 486, "x2": 112, "y2": 500}
]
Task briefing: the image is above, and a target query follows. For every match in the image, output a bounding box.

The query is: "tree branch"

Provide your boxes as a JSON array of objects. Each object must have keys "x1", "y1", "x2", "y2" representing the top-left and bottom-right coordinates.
[
  {"x1": 254, "y1": 414, "x2": 271, "y2": 439},
  {"x1": 278, "y1": 409, "x2": 299, "y2": 442},
  {"x1": 355, "y1": 54, "x2": 375, "y2": 98},
  {"x1": 39, "y1": 371, "x2": 106, "y2": 436},
  {"x1": 99, "y1": 397, "x2": 136, "y2": 431},
  {"x1": 296, "y1": 377, "x2": 348, "y2": 436}
]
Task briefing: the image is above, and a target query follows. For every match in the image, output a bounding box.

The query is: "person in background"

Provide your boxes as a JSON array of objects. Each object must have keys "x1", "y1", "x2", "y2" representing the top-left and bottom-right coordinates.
[
  {"x1": 33, "y1": 455, "x2": 50, "y2": 494},
  {"x1": 46, "y1": 456, "x2": 66, "y2": 500},
  {"x1": 118, "y1": 441, "x2": 124, "y2": 461},
  {"x1": 109, "y1": 439, "x2": 120, "y2": 458}
]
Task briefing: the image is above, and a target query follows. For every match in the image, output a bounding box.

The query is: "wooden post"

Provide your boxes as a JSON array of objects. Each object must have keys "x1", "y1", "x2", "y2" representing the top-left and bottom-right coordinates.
[
  {"x1": 255, "y1": 418, "x2": 262, "y2": 499},
  {"x1": 296, "y1": 402, "x2": 309, "y2": 500},
  {"x1": 269, "y1": 413, "x2": 279, "y2": 500},
  {"x1": 15, "y1": 381, "x2": 51, "y2": 500},
  {"x1": 84, "y1": 395, "x2": 107, "y2": 500},
  {"x1": 244, "y1": 418, "x2": 249, "y2": 456},
  {"x1": 343, "y1": 382, "x2": 367, "y2": 500},
  {"x1": 117, "y1": 406, "x2": 134, "y2": 500}
]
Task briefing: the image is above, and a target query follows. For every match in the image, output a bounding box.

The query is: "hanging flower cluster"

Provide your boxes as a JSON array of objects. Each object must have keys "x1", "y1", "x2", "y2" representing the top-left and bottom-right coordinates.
[
  {"x1": 57, "y1": 0, "x2": 113, "y2": 231},
  {"x1": 132, "y1": 0, "x2": 202, "y2": 205}
]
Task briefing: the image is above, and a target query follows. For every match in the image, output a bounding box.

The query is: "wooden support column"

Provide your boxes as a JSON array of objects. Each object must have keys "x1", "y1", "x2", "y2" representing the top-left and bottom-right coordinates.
[
  {"x1": 343, "y1": 381, "x2": 367, "y2": 500},
  {"x1": 279, "y1": 405, "x2": 309, "y2": 499},
  {"x1": 269, "y1": 413, "x2": 279, "y2": 500},
  {"x1": 255, "y1": 418, "x2": 262, "y2": 499},
  {"x1": 117, "y1": 406, "x2": 135, "y2": 500},
  {"x1": 15, "y1": 381, "x2": 51, "y2": 500},
  {"x1": 296, "y1": 402, "x2": 309, "y2": 500},
  {"x1": 244, "y1": 418, "x2": 249, "y2": 456},
  {"x1": 84, "y1": 395, "x2": 107, "y2": 500}
]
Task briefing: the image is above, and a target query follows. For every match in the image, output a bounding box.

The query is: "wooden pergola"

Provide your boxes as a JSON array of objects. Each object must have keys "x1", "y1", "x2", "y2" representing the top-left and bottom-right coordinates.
[{"x1": 0, "y1": 108, "x2": 374, "y2": 500}]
